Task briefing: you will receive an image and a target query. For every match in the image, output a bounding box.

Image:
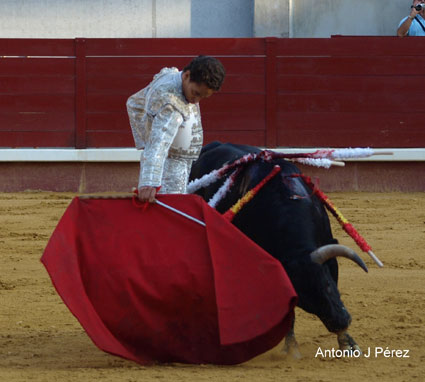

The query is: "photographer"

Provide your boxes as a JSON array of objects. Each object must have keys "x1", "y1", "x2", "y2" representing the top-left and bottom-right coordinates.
[{"x1": 397, "y1": 0, "x2": 425, "y2": 36}]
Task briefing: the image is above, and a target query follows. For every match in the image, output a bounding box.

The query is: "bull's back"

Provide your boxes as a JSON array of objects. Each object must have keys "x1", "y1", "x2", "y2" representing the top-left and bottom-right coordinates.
[
  {"x1": 192, "y1": 142, "x2": 260, "y2": 176},
  {"x1": 190, "y1": 141, "x2": 333, "y2": 249}
]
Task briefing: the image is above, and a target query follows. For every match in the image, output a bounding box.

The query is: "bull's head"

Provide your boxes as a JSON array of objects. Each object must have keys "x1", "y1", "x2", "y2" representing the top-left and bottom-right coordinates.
[{"x1": 286, "y1": 244, "x2": 367, "y2": 333}]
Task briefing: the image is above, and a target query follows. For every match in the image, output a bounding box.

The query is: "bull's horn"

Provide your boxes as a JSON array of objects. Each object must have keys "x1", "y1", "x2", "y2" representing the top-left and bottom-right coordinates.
[{"x1": 310, "y1": 244, "x2": 368, "y2": 273}]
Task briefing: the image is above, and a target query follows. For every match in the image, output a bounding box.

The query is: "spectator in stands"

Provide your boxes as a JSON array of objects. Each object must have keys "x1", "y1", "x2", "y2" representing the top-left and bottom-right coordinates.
[
  {"x1": 397, "y1": 0, "x2": 425, "y2": 36},
  {"x1": 127, "y1": 55, "x2": 225, "y2": 202}
]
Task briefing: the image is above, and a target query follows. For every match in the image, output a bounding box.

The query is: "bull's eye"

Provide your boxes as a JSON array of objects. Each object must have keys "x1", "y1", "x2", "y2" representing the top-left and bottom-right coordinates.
[
  {"x1": 290, "y1": 195, "x2": 302, "y2": 200},
  {"x1": 326, "y1": 280, "x2": 332, "y2": 294}
]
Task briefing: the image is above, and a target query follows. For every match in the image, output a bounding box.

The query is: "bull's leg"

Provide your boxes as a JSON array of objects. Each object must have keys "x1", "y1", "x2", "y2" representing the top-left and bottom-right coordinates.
[
  {"x1": 337, "y1": 331, "x2": 362, "y2": 353},
  {"x1": 282, "y1": 320, "x2": 302, "y2": 359}
]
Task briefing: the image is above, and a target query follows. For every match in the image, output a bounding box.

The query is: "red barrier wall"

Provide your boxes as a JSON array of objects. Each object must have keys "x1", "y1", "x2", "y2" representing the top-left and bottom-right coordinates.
[{"x1": 1, "y1": 37, "x2": 424, "y2": 149}]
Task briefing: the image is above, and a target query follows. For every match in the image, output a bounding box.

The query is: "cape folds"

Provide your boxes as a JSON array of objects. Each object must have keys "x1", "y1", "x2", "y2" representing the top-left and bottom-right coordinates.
[{"x1": 41, "y1": 194, "x2": 297, "y2": 365}]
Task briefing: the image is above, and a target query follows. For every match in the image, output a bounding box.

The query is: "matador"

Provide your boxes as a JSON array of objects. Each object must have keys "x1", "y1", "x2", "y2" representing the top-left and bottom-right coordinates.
[{"x1": 127, "y1": 56, "x2": 225, "y2": 202}]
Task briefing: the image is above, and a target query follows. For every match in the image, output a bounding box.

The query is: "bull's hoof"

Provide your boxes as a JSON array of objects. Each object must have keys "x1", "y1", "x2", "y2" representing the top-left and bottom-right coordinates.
[
  {"x1": 282, "y1": 344, "x2": 302, "y2": 359},
  {"x1": 282, "y1": 331, "x2": 302, "y2": 359},
  {"x1": 337, "y1": 331, "x2": 362, "y2": 354}
]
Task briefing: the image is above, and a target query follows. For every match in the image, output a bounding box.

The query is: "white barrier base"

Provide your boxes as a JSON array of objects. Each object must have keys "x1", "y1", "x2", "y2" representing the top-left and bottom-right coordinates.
[{"x1": 0, "y1": 148, "x2": 424, "y2": 162}]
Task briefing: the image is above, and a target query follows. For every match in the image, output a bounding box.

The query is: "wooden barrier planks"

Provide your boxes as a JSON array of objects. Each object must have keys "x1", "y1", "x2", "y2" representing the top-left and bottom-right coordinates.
[
  {"x1": 1, "y1": 37, "x2": 424, "y2": 149},
  {"x1": 83, "y1": 42, "x2": 267, "y2": 147},
  {"x1": 276, "y1": 36, "x2": 425, "y2": 148}
]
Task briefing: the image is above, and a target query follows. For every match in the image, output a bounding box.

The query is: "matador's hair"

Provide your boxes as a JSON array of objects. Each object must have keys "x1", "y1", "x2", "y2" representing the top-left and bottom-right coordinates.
[{"x1": 183, "y1": 55, "x2": 225, "y2": 91}]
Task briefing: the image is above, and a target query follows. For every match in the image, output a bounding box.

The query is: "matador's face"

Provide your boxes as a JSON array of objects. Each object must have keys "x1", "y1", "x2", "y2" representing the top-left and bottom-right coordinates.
[{"x1": 181, "y1": 71, "x2": 215, "y2": 104}]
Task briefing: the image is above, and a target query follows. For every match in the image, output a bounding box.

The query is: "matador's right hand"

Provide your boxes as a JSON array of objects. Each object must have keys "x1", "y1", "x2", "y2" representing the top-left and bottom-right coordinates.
[{"x1": 138, "y1": 186, "x2": 157, "y2": 203}]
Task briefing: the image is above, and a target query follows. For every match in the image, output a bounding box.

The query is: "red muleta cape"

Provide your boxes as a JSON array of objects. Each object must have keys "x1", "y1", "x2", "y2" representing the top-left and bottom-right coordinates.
[{"x1": 41, "y1": 194, "x2": 297, "y2": 365}]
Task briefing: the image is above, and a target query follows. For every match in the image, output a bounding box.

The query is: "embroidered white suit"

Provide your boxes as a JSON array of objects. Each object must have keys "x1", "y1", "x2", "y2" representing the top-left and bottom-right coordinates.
[{"x1": 127, "y1": 68, "x2": 203, "y2": 194}]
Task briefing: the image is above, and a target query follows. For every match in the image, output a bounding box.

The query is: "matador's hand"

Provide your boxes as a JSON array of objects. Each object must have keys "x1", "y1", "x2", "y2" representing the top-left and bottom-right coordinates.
[{"x1": 138, "y1": 186, "x2": 157, "y2": 203}]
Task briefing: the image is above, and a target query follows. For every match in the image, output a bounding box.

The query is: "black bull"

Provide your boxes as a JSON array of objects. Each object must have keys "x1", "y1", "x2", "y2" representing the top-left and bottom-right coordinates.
[{"x1": 189, "y1": 142, "x2": 368, "y2": 354}]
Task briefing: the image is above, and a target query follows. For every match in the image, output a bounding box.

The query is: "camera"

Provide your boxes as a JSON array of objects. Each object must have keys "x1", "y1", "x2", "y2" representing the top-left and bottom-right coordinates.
[{"x1": 412, "y1": 3, "x2": 425, "y2": 11}]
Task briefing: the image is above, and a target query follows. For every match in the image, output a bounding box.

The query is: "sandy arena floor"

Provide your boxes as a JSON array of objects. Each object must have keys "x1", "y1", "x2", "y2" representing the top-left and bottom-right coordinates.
[{"x1": 1, "y1": 191, "x2": 424, "y2": 382}]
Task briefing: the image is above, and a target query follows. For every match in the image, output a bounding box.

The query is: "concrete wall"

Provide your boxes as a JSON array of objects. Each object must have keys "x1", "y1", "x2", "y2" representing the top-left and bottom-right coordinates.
[
  {"x1": 1, "y1": 0, "x2": 190, "y2": 38},
  {"x1": 0, "y1": 0, "x2": 413, "y2": 38},
  {"x1": 291, "y1": 0, "x2": 408, "y2": 38},
  {"x1": 254, "y1": 0, "x2": 289, "y2": 37},
  {"x1": 155, "y1": 0, "x2": 191, "y2": 38},
  {"x1": 191, "y1": 0, "x2": 254, "y2": 37}
]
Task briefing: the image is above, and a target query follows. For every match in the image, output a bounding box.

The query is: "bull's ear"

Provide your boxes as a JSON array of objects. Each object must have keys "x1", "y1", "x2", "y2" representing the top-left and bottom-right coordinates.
[{"x1": 329, "y1": 238, "x2": 339, "y2": 244}]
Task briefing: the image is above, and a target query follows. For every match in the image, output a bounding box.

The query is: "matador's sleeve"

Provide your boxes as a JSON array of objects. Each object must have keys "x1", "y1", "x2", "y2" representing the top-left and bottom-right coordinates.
[
  {"x1": 127, "y1": 87, "x2": 148, "y2": 150},
  {"x1": 139, "y1": 104, "x2": 184, "y2": 188}
]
